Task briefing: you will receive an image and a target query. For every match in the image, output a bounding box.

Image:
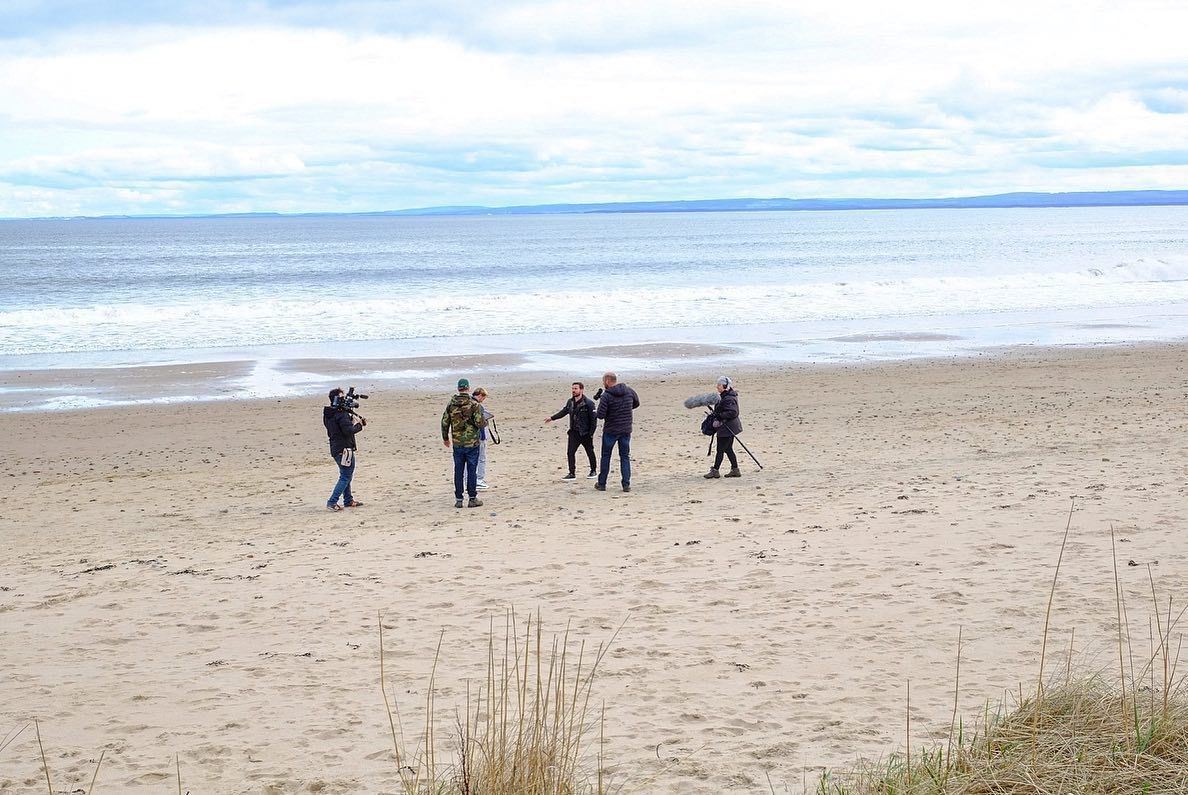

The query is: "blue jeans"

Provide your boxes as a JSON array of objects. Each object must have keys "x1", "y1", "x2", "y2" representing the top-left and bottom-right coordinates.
[
  {"x1": 598, "y1": 432, "x2": 631, "y2": 487},
  {"x1": 453, "y1": 445, "x2": 480, "y2": 499},
  {"x1": 328, "y1": 451, "x2": 356, "y2": 506}
]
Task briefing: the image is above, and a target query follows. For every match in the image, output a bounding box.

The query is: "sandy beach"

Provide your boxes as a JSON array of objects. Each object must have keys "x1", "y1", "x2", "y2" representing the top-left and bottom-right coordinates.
[{"x1": 2, "y1": 344, "x2": 1187, "y2": 793}]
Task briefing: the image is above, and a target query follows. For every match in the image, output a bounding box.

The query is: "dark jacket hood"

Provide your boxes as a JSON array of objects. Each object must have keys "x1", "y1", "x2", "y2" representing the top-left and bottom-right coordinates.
[{"x1": 606, "y1": 383, "x2": 630, "y2": 397}]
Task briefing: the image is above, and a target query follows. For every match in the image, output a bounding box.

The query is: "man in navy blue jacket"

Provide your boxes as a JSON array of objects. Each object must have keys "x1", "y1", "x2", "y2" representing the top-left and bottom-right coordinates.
[
  {"x1": 594, "y1": 372, "x2": 640, "y2": 492},
  {"x1": 324, "y1": 387, "x2": 366, "y2": 511}
]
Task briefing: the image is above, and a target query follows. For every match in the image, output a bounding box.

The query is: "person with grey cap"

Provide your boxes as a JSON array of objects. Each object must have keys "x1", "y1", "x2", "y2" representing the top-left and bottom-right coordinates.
[
  {"x1": 704, "y1": 376, "x2": 743, "y2": 479},
  {"x1": 442, "y1": 377, "x2": 487, "y2": 508}
]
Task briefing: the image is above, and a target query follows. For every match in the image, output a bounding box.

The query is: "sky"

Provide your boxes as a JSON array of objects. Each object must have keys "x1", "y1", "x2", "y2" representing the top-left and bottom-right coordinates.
[{"x1": 1, "y1": 1, "x2": 1187, "y2": 217}]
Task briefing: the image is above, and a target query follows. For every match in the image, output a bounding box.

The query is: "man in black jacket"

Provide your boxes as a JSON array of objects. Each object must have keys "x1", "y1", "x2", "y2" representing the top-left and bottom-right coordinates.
[
  {"x1": 324, "y1": 387, "x2": 366, "y2": 511},
  {"x1": 545, "y1": 381, "x2": 598, "y2": 480},
  {"x1": 594, "y1": 371, "x2": 640, "y2": 492}
]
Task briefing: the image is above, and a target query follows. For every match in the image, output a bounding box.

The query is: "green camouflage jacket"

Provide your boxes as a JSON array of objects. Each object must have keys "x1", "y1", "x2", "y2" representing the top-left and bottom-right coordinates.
[{"x1": 441, "y1": 393, "x2": 486, "y2": 447}]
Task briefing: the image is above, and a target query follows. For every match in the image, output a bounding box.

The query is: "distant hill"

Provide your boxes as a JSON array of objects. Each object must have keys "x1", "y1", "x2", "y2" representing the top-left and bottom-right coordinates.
[
  {"x1": 377, "y1": 190, "x2": 1188, "y2": 216},
  {"x1": 10, "y1": 189, "x2": 1188, "y2": 221}
]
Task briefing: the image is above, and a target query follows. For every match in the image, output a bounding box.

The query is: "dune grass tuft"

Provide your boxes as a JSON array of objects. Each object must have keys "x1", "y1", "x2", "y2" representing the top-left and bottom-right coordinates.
[
  {"x1": 380, "y1": 608, "x2": 620, "y2": 795},
  {"x1": 816, "y1": 516, "x2": 1188, "y2": 794},
  {"x1": 816, "y1": 676, "x2": 1188, "y2": 794}
]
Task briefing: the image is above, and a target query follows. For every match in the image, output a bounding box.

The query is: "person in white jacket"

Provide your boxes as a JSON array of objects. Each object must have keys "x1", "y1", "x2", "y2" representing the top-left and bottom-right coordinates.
[{"x1": 473, "y1": 387, "x2": 495, "y2": 489}]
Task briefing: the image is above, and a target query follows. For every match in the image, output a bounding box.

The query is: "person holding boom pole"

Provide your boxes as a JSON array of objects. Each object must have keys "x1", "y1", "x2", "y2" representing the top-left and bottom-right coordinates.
[{"x1": 705, "y1": 376, "x2": 743, "y2": 478}]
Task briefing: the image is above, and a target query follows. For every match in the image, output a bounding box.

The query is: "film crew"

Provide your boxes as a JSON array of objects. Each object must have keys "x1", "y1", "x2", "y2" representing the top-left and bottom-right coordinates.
[
  {"x1": 324, "y1": 386, "x2": 366, "y2": 511},
  {"x1": 441, "y1": 378, "x2": 487, "y2": 509},
  {"x1": 545, "y1": 381, "x2": 598, "y2": 480},
  {"x1": 473, "y1": 387, "x2": 495, "y2": 490},
  {"x1": 705, "y1": 376, "x2": 743, "y2": 478},
  {"x1": 594, "y1": 371, "x2": 640, "y2": 492}
]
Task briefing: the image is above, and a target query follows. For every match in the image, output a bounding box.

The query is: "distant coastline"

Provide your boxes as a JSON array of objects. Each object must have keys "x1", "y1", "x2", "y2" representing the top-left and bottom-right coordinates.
[{"x1": 6, "y1": 189, "x2": 1188, "y2": 221}]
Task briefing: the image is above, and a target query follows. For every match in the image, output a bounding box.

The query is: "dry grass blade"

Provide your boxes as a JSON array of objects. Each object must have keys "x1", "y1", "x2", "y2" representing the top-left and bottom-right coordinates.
[
  {"x1": 378, "y1": 612, "x2": 405, "y2": 774},
  {"x1": 86, "y1": 748, "x2": 106, "y2": 795},
  {"x1": 35, "y1": 719, "x2": 52, "y2": 795},
  {"x1": 0, "y1": 722, "x2": 30, "y2": 756}
]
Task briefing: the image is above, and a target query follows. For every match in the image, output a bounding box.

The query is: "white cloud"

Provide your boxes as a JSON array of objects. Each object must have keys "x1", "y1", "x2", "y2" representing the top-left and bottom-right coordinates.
[{"x1": 1, "y1": 1, "x2": 1187, "y2": 216}]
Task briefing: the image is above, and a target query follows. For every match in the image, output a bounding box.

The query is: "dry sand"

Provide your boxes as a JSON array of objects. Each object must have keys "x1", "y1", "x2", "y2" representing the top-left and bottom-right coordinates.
[{"x1": 2, "y1": 344, "x2": 1187, "y2": 793}]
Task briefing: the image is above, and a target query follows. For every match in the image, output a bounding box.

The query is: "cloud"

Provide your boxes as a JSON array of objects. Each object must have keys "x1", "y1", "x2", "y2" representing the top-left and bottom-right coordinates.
[{"x1": 2, "y1": 1, "x2": 1188, "y2": 216}]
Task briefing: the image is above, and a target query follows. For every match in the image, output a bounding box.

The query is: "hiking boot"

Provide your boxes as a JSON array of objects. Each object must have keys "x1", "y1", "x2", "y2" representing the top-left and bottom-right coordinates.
[
  {"x1": 594, "y1": 483, "x2": 606, "y2": 491},
  {"x1": 455, "y1": 499, "x2": 463, "y2": 509},
  {"x1": 468, "y1": 497, "x2": 484, "y2": 508},
  {"x1": 724, "y1": 468, "x2": 742, "y2": 478},
  {"x1": 561, "y1": 472, "x2": 576, "y2": 480},
  {"x1": 704, "y1": 468, "x2": 720, "y2": 479},
  {"x1": 622, "y1": 484, "x2": 631, "y2": 493},
  {"x1": 586, "y1": 469, "x2": 597, "y2": 479}
]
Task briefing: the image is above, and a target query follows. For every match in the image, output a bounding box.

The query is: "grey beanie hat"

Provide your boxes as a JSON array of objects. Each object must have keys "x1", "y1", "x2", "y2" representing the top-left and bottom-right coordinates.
[{"x1": 717, "y1": 376, "x2": 732, "y2": 388}]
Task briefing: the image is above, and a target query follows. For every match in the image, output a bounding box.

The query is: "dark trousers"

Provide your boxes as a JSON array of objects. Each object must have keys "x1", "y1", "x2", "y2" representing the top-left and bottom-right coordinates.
[
  {"x1": 567, "y1": 431, "x2": 596, "y2": 475},
  {"x1": 598, "y1": 432, "x2": 631, "y2": 487},
  {"x1": 714, "y1": 435, "x2": 738, "y2": 470},
  {"x1": 452, "y1": 444, "x2": 480, "y2": 499}
]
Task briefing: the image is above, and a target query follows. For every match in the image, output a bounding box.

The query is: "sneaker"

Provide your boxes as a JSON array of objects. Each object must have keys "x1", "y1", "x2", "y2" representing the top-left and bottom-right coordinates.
[
  {"x1": 476, "y1": 481, "x2": 490, "y2": 490},
  {"x1": 724, "y1": 468, "x2": 742, "y2": 478},
  {"x1": 622, "y1": 484, "x2": 631, "y2": 493},
  {"x1": 594, "y1": 483, "x2": 606, "y2": 491},
  {"x1": 455, "y1": 499, "x2": 463, "y2": 509},
  {"x1": 344, "y1": 500, "x2": 363, "y2": 507},
  {"x1": 586, "y1": 469, "x2": 597, "y2": 479},
  {"x1": 327, "y1": 503, "x2": 343, "y2": 512},
  {"x1": 561, "y1": 473, "x2": 577, "y2": 480},
  {"x1": 704, "y1": 468, "x2": 720, "y2": 479},
  {"x1": 468, "y1": 497, "x2": 484, "y2": 507}
]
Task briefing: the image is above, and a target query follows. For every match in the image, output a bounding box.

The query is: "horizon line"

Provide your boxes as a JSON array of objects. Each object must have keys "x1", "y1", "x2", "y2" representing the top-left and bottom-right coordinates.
[{"x1": 4, "y1": 188, "x2": 1188, "y2": 222}]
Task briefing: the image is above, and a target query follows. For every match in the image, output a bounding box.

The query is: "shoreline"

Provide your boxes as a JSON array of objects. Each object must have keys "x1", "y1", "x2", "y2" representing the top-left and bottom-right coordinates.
[{"x1": 4, "y1": 331, "x2": 1188, "y2": 412}]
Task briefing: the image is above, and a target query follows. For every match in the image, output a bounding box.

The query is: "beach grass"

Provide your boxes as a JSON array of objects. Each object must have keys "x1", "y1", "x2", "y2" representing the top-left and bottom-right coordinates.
[
  {"x1": 814, "y1": 676, "x2": 1188, "y2": 794},
  {"x1": 814, "y1": 519, "x2": 1188, "y2": 794},
  {"x1": 379, "y1": 609, "x2": 620, "y2": 794}
]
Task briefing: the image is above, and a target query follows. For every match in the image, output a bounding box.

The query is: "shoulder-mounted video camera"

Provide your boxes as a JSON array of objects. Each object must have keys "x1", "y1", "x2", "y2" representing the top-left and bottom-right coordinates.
[{"x1": 333, "y1": 386, "x2": 369, "y2": 412}]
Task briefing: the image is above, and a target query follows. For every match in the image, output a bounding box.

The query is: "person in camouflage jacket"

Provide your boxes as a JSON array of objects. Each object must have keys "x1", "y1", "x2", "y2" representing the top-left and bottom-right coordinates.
[{"x1": 442, "y1": 378, "x2": 487, "y2": 507}]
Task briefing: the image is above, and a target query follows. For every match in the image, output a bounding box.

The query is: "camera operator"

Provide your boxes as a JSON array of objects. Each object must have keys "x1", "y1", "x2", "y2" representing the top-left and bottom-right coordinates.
[{"x1": 324, "y1": 387, "x2": 366, "y2": 511}]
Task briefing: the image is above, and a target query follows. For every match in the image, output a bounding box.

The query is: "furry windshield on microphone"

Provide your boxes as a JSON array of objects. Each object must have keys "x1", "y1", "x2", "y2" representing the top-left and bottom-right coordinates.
[{"x1": 683, "y1": 392, "x2": 721, "y2": 409}]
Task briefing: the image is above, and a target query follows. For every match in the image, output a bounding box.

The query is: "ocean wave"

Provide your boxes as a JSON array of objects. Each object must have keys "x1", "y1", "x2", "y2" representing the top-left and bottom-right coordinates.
[{"x1": 3, "y1": 262, "x2": 1188, "y2": 356}]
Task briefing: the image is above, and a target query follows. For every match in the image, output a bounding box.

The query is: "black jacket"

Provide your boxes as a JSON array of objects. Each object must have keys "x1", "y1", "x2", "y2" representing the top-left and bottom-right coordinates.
[
  {"x1": 712, "y1": 388, "x2": 743, "y2": 438},
  {"x1": 596, "y1": 383, "x2": 640, "y2": 436},
  {"x1": 550, "y1": 396, "x2": 597, "y2": 437},
  {"x1": 324, "y1": 406, "x2": 363, "y2": 457}
]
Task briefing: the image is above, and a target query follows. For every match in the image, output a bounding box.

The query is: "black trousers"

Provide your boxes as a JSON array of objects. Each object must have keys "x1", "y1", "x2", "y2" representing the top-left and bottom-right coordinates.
[
  {"x1": 567, "y1": 431, "x2": 596, "y2": 474},
  {"x1": 714, "y1": 434, "x2": 738, "y2": 469}
]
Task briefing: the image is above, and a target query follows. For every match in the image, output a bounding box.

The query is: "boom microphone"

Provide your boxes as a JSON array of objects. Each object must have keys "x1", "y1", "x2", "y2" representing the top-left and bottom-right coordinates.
[{"x1": 683, "y1": 392, "x2": 720, "y2": 409}]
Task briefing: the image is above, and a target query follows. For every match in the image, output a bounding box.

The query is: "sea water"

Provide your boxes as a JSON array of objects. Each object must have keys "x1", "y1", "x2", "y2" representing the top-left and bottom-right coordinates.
[{"x1": 2, "y1": 206, "x2": 1187, "y2": 406}]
